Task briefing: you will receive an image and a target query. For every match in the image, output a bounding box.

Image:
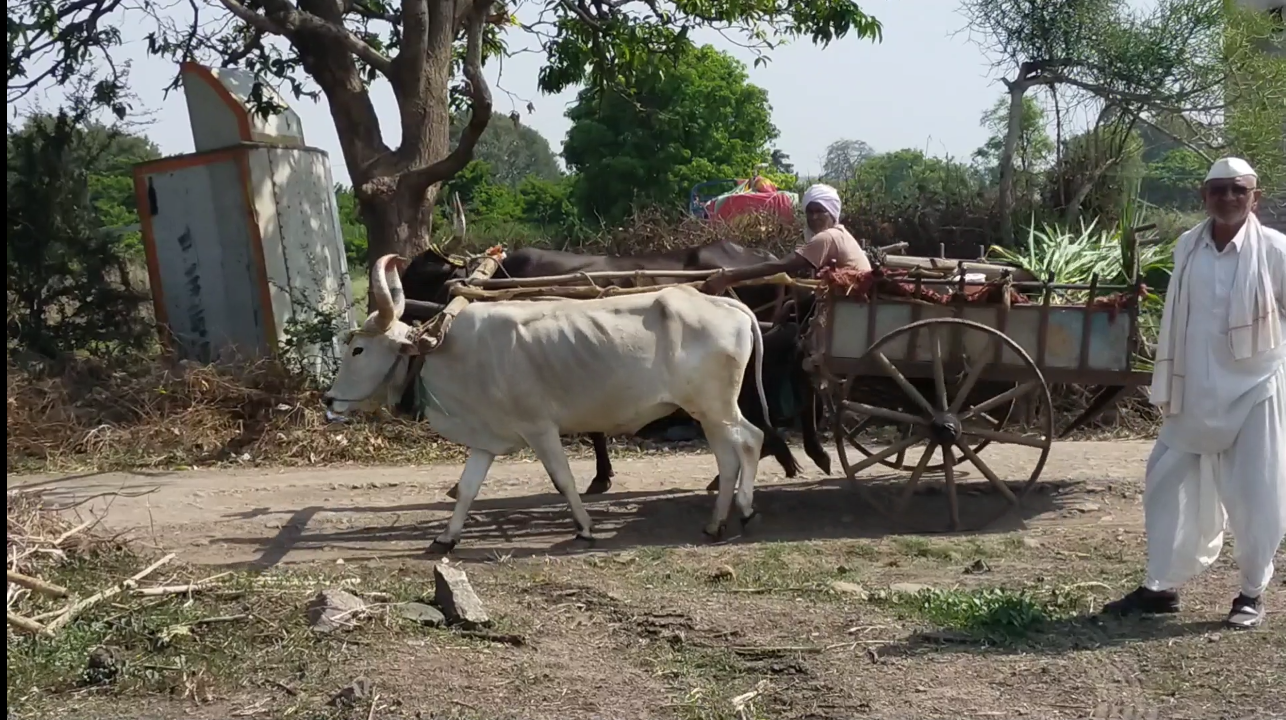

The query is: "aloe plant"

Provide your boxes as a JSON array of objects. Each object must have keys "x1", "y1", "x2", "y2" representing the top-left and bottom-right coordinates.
[{"x1": 987, "y1": 209, "x2": 1177, "y2": 367}]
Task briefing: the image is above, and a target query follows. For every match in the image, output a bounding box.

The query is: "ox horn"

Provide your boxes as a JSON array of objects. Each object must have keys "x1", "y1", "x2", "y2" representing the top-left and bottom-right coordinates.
[
  {"x1": 443, "y1": 192, "x2": 467, "y2": 253},
  {"x1": 371, "y1": 254, "x2": 406, "y2": 329}
]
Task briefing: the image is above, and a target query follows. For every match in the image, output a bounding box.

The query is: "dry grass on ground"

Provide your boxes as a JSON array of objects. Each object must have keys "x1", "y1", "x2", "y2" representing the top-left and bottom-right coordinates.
[{"x1": 7, "y1": 485, "x2": 1282, "y2": 720}]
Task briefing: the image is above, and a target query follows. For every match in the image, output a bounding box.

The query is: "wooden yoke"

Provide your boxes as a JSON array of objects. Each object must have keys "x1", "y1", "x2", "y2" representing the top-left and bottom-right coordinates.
[{"x1": 410, "y1": 247, "x2": 504, "y2": 353}]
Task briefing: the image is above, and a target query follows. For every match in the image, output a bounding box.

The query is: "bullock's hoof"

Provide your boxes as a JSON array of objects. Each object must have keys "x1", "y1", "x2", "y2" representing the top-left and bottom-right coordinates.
[
  {"x1": 572, "y1": 531, "x2": 596, "y2": 546},
  {"x1": 425, "y1": 538, "x2": 457, "y2": 556},
  {"x1": 809, "y1": 453, "x2": 833, "y2": 476},
  {"x1": 740, "y1": 508, "x2": 758, "y2": 527},
  {"x1": 584, "y1": 476, "x2": 613, "y2": 496},
  {"x1": 705, "y1": 476, "x2": 720, "y2": 494},
  {"x1": 446, "y1": 484, "x2": 460, "y2": 500},
  {"x1": 702, "y1": 523, "x2": 727, "y2": 542}
]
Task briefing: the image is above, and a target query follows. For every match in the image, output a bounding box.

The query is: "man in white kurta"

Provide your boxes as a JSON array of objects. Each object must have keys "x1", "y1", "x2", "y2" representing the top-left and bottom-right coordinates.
[{"x1": 1102, "y1": 157, "x2": 1286, "y2": 629}]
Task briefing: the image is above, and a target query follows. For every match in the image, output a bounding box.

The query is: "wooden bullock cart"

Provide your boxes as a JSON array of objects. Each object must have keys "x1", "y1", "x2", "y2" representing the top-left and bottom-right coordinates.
[{"x1": 424, "y1": 238, "x2": 1154, "y2": 535}]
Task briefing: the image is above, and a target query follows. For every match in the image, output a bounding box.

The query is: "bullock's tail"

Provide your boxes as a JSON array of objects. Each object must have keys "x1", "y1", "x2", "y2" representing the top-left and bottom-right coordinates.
[{"x1": 708, "y1": 294, "x2": 772, "y2": 431}]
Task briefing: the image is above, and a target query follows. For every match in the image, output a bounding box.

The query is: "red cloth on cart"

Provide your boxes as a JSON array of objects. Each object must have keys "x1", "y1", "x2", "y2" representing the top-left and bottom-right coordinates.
[{"x1": 706, "y1": 191, "x2": 797, "y2": 223}]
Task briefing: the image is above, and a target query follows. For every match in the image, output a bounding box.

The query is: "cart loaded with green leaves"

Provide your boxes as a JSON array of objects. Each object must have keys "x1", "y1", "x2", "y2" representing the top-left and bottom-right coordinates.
[{"x1": 805, "y1": 222, "x2": 1163, "y2": 533}]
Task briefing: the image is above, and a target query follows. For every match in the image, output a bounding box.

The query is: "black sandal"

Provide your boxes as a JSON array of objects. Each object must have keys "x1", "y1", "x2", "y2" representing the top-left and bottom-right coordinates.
[{"x1": 1100, "y1": 586, "x2": 1181, "y2": 616}]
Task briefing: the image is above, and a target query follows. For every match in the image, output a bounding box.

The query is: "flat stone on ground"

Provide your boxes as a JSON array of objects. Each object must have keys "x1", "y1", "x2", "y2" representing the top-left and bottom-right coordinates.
[
  {"x1": 306, "y1": 588, "x2": 367, "y2": 634},
  {"x1": 397, "y1": 602, "x2": 446, "y2": 628}
]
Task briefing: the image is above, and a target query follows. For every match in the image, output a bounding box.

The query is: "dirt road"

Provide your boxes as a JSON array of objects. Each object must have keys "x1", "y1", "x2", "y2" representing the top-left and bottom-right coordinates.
[{"x1": 8, "y1": 440, "x2": 1155, "y2": 567}]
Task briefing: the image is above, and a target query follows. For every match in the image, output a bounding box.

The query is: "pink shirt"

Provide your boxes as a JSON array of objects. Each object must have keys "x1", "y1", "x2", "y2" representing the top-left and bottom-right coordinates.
[{"x1": 795, "y1": 226, "x2": 872, "y2": 272}]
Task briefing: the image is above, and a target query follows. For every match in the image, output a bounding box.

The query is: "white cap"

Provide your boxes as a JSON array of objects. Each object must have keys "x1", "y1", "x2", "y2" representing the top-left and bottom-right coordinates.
[{"x1": 1205, "y1": 157, "x2": 1258, "y2": 182}]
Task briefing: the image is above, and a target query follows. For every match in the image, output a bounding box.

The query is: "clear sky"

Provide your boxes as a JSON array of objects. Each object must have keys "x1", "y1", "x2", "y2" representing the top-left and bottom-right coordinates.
[{"x1": 16, "y1": 0, "x2": 1019, "y2": 185}]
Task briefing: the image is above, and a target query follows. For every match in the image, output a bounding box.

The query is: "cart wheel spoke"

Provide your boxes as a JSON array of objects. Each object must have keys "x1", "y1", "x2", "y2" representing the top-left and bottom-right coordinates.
[
  {"x1": 942, "y1": 445, "x2": 960, "y2": 531},
  {"x1": 930, "y1": 326, "x2": 948, "y2": 411},
  {"x1": 954, "y1": 438, "x2": 1019, "y2": 506},
  {"x1": 871, "y1": 351, "x2": 936, "y2": 416},
  {"x1": 842, "y1": 400, "x2": 928, "y2": 428},
  {"x1": 831, "y1": 318, "x2": 1055, "y2": 534},
  {"x1": 842, "y1": 414, "x2": 876, "y2": 442},
  {"x1": 959, "y1": 381, "x2": 1041, "y2": 422},
  {"x1": 895, "y1": 441, "x2": 940, "y2": 514},
  {"x1": 845, "y1": 430, "x2": 929, "y2": 476},
  {"x1": 959, "y1": 425, "x2": 1049, "y2": 449},
  {"x1": 947, "y1": 345, "x2": 993, "y2": 415}
]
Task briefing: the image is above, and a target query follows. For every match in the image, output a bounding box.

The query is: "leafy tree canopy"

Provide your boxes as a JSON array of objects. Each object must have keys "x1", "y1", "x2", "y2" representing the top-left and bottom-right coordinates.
[
  {"x1": 8, "y1": 0, "x2": 882, "y2": 265},
  {"x1": 973, "y1": 94, "x2": 1053, "y2": 195},
  {"x1": 449, "y1": 111, "x2": 563, "y2": 188},
  {"x1": 562, "y1": 43, "x2": 779, "y2": 224},
  {"x1": 6, "y1": 113, "x2": 157, "y2": 359},
  {"x1": 821, "y1": 138, "x2": 875, "y2": 182}
]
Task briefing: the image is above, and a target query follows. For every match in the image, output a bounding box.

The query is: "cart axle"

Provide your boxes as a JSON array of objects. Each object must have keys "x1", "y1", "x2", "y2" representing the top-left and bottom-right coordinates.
[{"x1": 929, "y1": 413, "x2": 963, "y2": 445}]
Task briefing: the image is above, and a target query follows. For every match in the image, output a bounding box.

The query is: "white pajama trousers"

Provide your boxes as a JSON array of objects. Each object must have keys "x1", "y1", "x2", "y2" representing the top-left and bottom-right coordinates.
[{"x1": 1143, "y1": 388, "x2": 1286, "y2": 598}]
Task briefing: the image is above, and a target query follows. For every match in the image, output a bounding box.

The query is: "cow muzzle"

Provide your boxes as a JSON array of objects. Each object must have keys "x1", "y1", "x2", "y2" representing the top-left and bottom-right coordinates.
[{"x1": 321, "y1": 395, "x2": 349, "y2": 423}]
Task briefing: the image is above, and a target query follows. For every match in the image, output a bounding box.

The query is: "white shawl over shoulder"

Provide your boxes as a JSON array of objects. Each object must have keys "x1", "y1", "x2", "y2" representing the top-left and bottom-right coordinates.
[{"x1": 1149, "y1": 214, "x2": 1283, "y2": 416}]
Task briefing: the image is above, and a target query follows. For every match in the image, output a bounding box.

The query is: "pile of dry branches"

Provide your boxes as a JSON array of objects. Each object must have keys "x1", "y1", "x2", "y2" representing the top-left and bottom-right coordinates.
[
  {"x1": 569, "y1": 208, "x2": 801, "y2": 258},
  {"x1": 5, "y1": 488, "x2": 235, "y2": 638},
  {"x1": 6, "y1": 356, "x2": 464, "y2": 473}
]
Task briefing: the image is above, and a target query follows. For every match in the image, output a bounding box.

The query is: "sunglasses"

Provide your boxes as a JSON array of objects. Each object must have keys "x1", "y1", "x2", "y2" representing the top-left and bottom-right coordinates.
[{"x1": 1206, "y1": 184, "x2": 1253, "y2": 198}]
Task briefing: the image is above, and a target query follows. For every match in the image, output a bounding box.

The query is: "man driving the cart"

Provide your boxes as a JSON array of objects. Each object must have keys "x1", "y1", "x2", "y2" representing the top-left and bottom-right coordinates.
[{"x1": 699, "y1": 183, "x2": 871, "y2": 298}]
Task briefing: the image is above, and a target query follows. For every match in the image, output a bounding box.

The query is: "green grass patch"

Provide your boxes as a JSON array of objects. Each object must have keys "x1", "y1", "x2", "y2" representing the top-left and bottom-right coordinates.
[{"x1": 877, "y1": 585, "x2": 1095, "y2": 643}]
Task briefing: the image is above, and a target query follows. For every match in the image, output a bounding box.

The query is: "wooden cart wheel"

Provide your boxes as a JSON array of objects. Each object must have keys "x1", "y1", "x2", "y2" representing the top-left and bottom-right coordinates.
[
  {"x1": 833, "y1": 318, "x2": 1055, "y2": 533},
  {"x1": 837, "y1": 394, "x2": 1016, "y2": 472}
]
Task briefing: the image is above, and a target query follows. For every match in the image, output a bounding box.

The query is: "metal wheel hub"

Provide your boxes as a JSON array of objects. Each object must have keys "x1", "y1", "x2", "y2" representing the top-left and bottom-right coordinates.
[{"x1": 929, "y1": 413, "x2": 962, "y2": 445}]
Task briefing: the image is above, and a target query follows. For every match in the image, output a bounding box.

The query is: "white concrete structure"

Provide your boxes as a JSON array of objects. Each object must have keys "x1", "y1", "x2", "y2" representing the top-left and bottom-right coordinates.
[{"x1": 133, "y1": 62, "x2": 354, "y2": 369}]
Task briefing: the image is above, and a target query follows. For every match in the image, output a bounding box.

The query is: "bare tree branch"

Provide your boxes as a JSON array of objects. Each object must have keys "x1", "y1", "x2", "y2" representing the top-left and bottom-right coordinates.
[{"x1": 215, "y1": 0, "x2": 394, "y2": 76}]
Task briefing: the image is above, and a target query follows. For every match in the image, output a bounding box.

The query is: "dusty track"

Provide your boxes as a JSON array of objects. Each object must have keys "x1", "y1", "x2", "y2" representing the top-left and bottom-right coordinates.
[
  {"x1": 9, "y1": 440, "x2": 1155, "y2": 566},
  {"x1": 11, "y1": 439, "x2": 1286, "y2": 720}
]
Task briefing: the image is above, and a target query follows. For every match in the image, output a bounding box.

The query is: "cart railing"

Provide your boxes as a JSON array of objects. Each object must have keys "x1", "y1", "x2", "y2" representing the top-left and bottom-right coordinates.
[{"x1": 818, "y1": 271, "x2": 1153, "y2": 388}]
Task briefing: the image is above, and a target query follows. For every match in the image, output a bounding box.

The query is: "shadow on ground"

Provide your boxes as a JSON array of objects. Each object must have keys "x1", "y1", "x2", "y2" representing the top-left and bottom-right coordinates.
[{"x1": 209, "y1": 473, "x2": 1087, "y2": 570}]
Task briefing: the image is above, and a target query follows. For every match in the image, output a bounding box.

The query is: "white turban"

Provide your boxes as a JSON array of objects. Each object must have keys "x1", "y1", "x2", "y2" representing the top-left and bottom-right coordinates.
[
  {"x1": 802, "y1": 183, "x2": 842, "y2": 223},
  {"x1": 1205, "y1": 157, "x2": 1257, "y2": 182}
]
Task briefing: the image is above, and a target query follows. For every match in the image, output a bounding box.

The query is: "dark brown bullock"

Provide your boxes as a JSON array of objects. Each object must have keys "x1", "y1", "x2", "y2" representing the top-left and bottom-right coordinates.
[{"x1": 398, "y1": 240, "x2": 831, "y2": 497}]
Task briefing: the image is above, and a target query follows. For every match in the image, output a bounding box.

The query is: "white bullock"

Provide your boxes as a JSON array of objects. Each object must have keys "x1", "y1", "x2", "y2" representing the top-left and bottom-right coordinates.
[{"x1": 323, "y1": 254, "x2": 771, "y2": 551}]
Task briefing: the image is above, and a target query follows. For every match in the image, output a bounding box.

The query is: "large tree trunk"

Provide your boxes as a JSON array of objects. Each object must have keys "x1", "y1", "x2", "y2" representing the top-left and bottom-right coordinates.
[
  {"x1": 360, "y1": 185, "x2": 439, "y2": 271},
  {"x1": 996, "y1": 81, "x2": 1030, "y2": 247}
]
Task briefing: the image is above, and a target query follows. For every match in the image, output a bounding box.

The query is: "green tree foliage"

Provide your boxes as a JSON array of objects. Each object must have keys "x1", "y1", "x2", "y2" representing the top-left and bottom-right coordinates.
[
  {"x1": 770, "y1": 148, "x2": 795, "y2": 175},
  {"x1": 973, "y1": 94, "x2": 1054, "y2": 201},
  {"x1": 449, "y1": 111, "x2": 563, "y2": 188},
  {"x1": 822, "y1": 138, "x2": 876, "y2": 182},
  {"x1": 335, "y1": 185, "x2": 368, "y2": 268},
  {"x1": 1044, "y1": 121, "x2": 1146, "y2": 225},
  {"x1": 9, "y1": 0, "x2": 881, "y2": 268},
  {"x1": 957, "y1": 0, "x2": 1279, "y2": 242},
  {"x1": 839, "y1": 149, "x2": 990, "y2": 252},
  {"x1": 6, "y1": 113, "x2": 156, "y2": 359},
  {"x1": 562, "y1": 44, "x2": 780, "y2": 225},
  {"x1": 1139, "y1": 147, "x2": 1207, "y2": 210}
]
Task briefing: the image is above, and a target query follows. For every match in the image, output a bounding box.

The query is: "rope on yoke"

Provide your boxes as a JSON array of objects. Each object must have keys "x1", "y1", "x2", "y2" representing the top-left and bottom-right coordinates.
[{"x1": 407, "y1": 245, "x2": 506, "y2": 352}]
